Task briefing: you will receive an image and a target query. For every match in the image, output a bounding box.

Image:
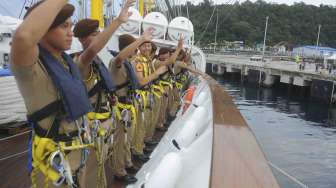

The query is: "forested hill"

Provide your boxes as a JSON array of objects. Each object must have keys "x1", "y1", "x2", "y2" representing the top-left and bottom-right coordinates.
[{"x1": 182, "y1": 0, "x2": 336, "y2": 48}]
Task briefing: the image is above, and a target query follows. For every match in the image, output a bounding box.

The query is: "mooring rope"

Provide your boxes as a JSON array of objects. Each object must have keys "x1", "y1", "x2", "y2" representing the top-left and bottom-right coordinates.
[{"x1": 268, "y1": 161, "x2": 309, "y2": 188}]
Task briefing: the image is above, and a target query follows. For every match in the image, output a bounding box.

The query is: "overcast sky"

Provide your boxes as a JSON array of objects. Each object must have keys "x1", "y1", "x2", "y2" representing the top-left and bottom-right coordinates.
[{"x1": 1, "y1": 0, "x2": 335, "y2": 18}]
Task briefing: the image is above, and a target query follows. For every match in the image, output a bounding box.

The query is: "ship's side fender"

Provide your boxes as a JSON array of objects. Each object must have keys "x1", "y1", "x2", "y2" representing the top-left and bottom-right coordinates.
[
  {"x1": 145, "y1": 152, "x2": 182, "y2": 188},
  {"x1": 175, "y1": 106, "x2": 209, "y2": 148}
]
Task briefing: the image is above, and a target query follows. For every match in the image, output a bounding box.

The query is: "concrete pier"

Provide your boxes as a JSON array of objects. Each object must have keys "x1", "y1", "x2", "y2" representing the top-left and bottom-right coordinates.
[
  {"x1": 206, "y1": 54, "x2": 336, "y2": 104},
  {"x1": 211, "y1": 64, "x2": 225, "y2": 75}
]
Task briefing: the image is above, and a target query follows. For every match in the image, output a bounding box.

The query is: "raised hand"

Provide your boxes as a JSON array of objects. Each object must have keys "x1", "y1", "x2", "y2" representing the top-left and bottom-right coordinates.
[
  {"x1": 177, "y1": 34, "x2": 184, "y2": 49},
  {"x1": 117, "y1": 0, "x2": 135, "y2": 23},
  {"x1": 141, "y1": 27, "x2": 155, "y2": 42},
  {"x1": 184, "y1": 51, "x2": 192, "y2": 62}
]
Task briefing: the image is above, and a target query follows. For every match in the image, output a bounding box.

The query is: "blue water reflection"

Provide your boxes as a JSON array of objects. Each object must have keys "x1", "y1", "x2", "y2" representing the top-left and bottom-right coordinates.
[{"x1": 212, "y1": 75, "x2": 336, "y2": 188}]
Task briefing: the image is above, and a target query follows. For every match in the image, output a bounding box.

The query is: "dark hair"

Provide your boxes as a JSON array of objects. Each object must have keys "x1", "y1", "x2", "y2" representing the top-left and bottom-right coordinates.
[
  {"x1": 158, "y1": 47, "x2": 171, "y2": 56},
  {"x1": 73, "y1": 19, "x2": 99, "y2": 38},
  {"x1": 119, "y1": 34, "x2": 136, "y2": 51}
]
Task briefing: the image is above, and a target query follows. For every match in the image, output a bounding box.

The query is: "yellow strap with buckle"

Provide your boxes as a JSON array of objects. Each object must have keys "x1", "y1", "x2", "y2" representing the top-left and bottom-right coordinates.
[
  {"x1": 86, "y1": 112, "x2": 111, "y2": 121},
  {"x1": 114, "y1": 102, "x2": 137, "y2": 126},
  {"x1": 151, "y1": 84, "x2": 164, "y2": 99},
  {"x1": 175, "y1": 81, "x2": 183, "y2": 89},
  {"x1": 160, "y1": 80, "x2": 173, "y2": 89},
  {"x1": 32, "y1": 135, "x2": 93, "y2": 187},
  {"x1": 135, "y1": 90, "x2": 148, "y2": 109},
  {"x1": 59, "y1": 139, "x2": 94, "y2": 151}
]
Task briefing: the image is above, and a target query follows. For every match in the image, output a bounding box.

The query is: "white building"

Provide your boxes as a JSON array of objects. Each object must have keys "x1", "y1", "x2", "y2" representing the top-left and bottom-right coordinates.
[{"x1": 293, "y1": 45, "x2": 336, "y2": 58}]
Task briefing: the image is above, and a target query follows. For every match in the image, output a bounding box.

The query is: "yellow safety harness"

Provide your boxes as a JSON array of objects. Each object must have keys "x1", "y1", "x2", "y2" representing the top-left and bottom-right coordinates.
[
  {"x1": 31, "y1": 134, "x2": 93, "y2": 188},
  {"x1": 159, "y1": 80, "x2": 173, "y2": 90},
  {"x1": 134, "y1": 90, "x2": 149, "y2": 110},
  {"x1": 114, "y1": 102, "x2": 137, "y2": 125},
  {"x1": 86, "y1": 68, "x2": 115, "y2": 188}
]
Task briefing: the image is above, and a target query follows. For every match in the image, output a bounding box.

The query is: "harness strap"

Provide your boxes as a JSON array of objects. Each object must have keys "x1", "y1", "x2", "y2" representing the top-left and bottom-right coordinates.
[
  {"x1": 114, "y1": 102, "x2": 137, "y2": 124},
  {"x1": 27, "y1": 100, "x2": 62, "y2": 123},
  {"x1": 174, "y1": 81, "x2": 184, "y2": 89},
  {"x1": 134, "y1": 90, "x2": 149, "y2": 110},
  {"x1": 33, "y1": 122, "x2": 79, "y2": 142},
  {"x1": 115, "y1": 81, "x2": 130, "y2": 91},
  {"x1": 160, "y1": 80, "x2": 173, "y2": 89},
  {"x1": 87, "y1": 112, "x2": 111, "y2": 121},
  {"x1": 88, "y1": 81, "x2": 103, "y2": 98},
  {"x1": 151, "y1": 84, "x2": 164, "y2": 99}
]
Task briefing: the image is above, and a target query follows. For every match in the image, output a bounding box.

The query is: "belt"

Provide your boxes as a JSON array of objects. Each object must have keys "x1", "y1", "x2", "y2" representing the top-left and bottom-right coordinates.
[
  {"x1": 117, "y1": 96, "x2": 132, "y2": 104},
  {"x1": 33, "y1": 122, "x2": 79, "y2": 142}
]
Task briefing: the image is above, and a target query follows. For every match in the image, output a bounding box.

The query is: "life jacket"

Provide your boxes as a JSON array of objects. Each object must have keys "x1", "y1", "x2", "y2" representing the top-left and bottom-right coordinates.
[
  {"x1": 36, "y1": 45, "x2": 92, "y2": 121},
  {"x1": 88, "y1": 56, "x2": 116, "y2": 98},
  {"x1": 106, "y1": 50, "x2": 139, "y2": 91}
]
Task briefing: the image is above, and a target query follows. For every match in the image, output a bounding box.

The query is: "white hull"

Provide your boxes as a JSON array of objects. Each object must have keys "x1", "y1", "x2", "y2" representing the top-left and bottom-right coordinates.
[{"x1": 129, "y1": 77, "x2": 213, "y2": 188}]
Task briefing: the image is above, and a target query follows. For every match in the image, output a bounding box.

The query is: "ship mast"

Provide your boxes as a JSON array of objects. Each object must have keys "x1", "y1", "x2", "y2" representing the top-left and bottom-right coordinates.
[{"x1": 214, "y1": 8, "x2": 218, "y2": 53}]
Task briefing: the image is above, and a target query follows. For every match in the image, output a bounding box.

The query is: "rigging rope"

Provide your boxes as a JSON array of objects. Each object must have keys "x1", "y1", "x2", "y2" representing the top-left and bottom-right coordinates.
[
  {"x1": 0, "y1": 149, "x2": 29, "y2": 162},
  {"x1": 196, "y1": 5, "x2": 216, "y2": 45},
  {"x1": 0, "y1": 130, "x2": 31, "y2": 142},
  {"x1": 268, "y1": 161, "x2": 309, "y2": 188},
  {"x1": 196, "y1": 0, "x2": 237, "y2": 45}
]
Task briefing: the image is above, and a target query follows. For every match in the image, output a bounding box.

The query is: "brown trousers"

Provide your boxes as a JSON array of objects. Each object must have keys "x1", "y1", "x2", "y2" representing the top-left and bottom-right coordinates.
[
  {"x1": 85, "y1": 118, "x2": 113, "y2": 188},
  {"x1": 109, "y1": 119, "x2": 128, "y2": 176},
  {"x1": 145, "y1": 94, "x2": 161, "y2": 141},
  {"x1": 131, "y1": 101, "x2": 146, "y2": 155}
]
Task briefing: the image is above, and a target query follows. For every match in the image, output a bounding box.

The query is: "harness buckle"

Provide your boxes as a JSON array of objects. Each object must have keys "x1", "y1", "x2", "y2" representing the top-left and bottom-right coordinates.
[
  {"x1": 134, "y1": 93, "x2": 145, "y2": 110},
  {"x1": 49, "y1": 150, "x2": 66, "y2": 186},
  {"x1": 148, "y1": 93, "x2": 154, "y2": 108},
  {"x1": 75, "y1": 118, "x2": 92, "y2": 145},
  {"x1": 121, "y1": 109, "x2": 131, "y2": 128}
]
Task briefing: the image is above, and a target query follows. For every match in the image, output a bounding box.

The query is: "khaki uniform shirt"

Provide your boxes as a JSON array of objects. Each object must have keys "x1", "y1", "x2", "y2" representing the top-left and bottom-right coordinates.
[
  {"x1": 11, "y1": 61, "x2": 79, "y2": 134},
  {"x1": 109, "y1": 58, "x2": 129, "y2": 97},
  {"x1": 74, "y1": 55, "x2": 107, "y2": 108},
  {"x1": 173, "y1": 60, "x2": 184, "y2": 75}
]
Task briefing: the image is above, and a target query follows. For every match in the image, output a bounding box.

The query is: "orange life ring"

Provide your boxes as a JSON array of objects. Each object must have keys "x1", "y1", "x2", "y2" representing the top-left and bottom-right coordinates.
[{"x1": 182, "y1": 85, "x2": 196, "y2": 114}]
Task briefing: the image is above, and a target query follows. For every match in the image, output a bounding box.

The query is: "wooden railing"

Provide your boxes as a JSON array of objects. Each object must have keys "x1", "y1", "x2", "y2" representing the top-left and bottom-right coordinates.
[{"x1": 205, "y1": 75, "x2": 280, "y2": 188}]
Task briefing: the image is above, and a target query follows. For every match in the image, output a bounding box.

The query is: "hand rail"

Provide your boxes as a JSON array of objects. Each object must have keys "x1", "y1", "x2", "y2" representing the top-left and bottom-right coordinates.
[{"x1": 205, "y1": 75, "x2": 280, "y2": 188}]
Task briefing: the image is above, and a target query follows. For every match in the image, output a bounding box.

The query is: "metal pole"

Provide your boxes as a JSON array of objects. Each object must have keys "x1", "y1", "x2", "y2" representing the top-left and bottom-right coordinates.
[
  {"x1": 78, "y1": 0, "x2": 83, "y2": 20},
  {"x1": 262, "y1": 16, "x2": 269, "y2": 61},
  {"x1": 316, "y1": 24, "x2": 321, "y2": 53},
  {"x1": 186, "y1": 1, "x2": 189, "y2": 19},
  {"x1": 214, "y1": 9, "x2": 218, "y2": 54},
  {"x1": 330, "y1": 82, "x2": 335, "y2": 105}
]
